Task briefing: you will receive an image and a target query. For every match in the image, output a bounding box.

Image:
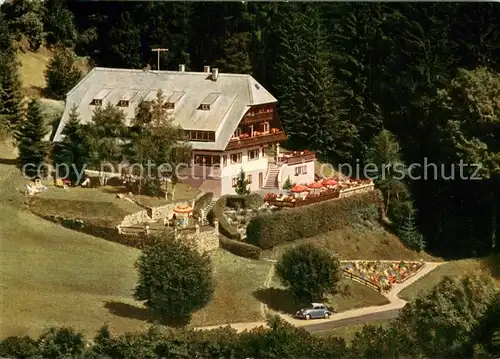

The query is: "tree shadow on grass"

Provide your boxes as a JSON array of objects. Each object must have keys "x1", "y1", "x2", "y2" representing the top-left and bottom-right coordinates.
[
  {"x1": 253, "y1": 288, "x2": 309, "y2": 315},
  {"x1": 0, "y1": 157, "x2": 18, "y2": 166},
  {"x1": 104, "y1": 301, "x2": 190, "y2": 328}
]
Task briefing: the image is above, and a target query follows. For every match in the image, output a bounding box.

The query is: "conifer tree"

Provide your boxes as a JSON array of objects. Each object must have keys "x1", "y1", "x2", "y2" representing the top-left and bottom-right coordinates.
[
  {"x1": 52, "y1": 105, "x2": 89, "y2": 184},
  {"x1": 398, "y1": 208, "x2": 425, "y2": 252},
  {"x1": 235, "y1": 168, "x2": 250, "y2": 195},
  {"x1": 45, "y1": 47, "x2": 82, "y2": 100},
  {"x1": 15, "y1": 99, "x2": 49, "y2": 178},
  {"x1": 0, "y1": 13, "x2": 24, "y2": 132}
]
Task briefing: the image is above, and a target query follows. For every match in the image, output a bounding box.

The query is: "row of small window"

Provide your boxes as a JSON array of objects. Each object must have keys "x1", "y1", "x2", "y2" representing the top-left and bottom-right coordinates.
[
  {"x1": 194, "y1": 149, "x2": 264, "y2": 167},
  {"x1": 186, "y1": 131, "x2": 215, "y2": 142},
  {"x1": 89, "y1": 99, "x2": 208, "y2": 110},
  {"x1": 90, "y1": 99, "x2": 176, "y2": 108}
]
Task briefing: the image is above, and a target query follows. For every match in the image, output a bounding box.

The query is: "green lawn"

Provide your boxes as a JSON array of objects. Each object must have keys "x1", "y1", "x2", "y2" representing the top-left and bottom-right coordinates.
[
  {"x1": 190, "y1": 250, "x2": 273, "y2": 327},
  {"x1": 313, "y1": 319, "x2": 393, "y2": 343},
  {"x1": 0, "y1": 156, "x2": 145, "y2": 339},
  {"x1": 0, "y1": 141, "x2": 272, "y2": 338},
  {"x1": 398, "y1": 257, "x2": 500, "y2": 302}
]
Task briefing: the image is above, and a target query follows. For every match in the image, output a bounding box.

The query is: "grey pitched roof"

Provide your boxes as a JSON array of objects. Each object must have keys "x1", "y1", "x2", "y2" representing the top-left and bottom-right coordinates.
[{"x1": 51, "y1": 67, "x2": 277, "y2": 151}]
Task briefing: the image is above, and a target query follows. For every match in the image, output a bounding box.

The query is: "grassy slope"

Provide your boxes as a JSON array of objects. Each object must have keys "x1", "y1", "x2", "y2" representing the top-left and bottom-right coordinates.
[
  {"x1": 262, "y1": 222, "x2": 439, "y2": 261},
  {"x1": 17, "y1": 47, "x2": 90, "y2": 97},
  {"x1": 0, "y1": 142, "x2": 145, "y2": 338},
  {"x1": 398, "y1": 256, "x2": 500, "y2": 302},
  {"x1": 0, "y1": 142, "x2": 272, "y2": 338}
]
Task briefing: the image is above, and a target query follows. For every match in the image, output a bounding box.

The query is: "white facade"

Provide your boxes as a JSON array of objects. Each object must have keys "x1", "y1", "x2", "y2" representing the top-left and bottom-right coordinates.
[
  {"x1": 279, "y1": 161, "x2": 316, "y2": 189},
  {"x1": 185, "y1": 145, "x2": 316, "y2": 197}
]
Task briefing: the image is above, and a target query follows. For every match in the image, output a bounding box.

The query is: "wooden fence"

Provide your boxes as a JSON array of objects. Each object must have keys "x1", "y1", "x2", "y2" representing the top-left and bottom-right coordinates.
[{"x1": 341, "y1": 269, "x2": 385, "y2": 293}]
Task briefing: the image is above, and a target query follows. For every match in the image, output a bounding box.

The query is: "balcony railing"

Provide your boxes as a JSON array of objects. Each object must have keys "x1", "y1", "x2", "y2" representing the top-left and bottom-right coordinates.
[
  {"x1": 278, "y1": 151, "x2": 316, "y2": 165},
  {"x1": 226, "y1": 131, "x2": 286, "y2": 150},
  {"x1": 243, "y1": 111, "x2": 274, "y2": 124}
]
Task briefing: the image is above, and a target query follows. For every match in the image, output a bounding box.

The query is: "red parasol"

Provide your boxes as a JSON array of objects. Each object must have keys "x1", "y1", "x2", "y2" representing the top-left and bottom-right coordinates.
[
  {"x1": 321, "y1": 178, "x2": 338, "y2": 186},
  {"x1": 307, "y1": 182, "x2": 323, "y2": 189},
  {"x1": 290, "y1": 184, "x2": 310, "y2": 193},
  {"x1": 173, "y1": 204, "x2": 193, "y2": 214}
]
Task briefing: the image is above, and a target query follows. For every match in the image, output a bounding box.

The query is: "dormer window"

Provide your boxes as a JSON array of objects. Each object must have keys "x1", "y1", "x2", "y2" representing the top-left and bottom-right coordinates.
[
  {"x1": 199, "y1": 93, "x2": 220, "y2": 111},
  {"x1": 90, "y1": 88, "x2": 112, "y2": 106},
  {"x1": 118, "y1": 100, "x2": 129, "y2": 107},
  {"x1": 163, "y1": 102, "x2": 175, "y2": 109}
]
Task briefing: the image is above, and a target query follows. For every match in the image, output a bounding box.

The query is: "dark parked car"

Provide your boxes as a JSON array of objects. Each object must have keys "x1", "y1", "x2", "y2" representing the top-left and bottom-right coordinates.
[{"x1": 295, "y1": 303, "x2": 336, "y2": 320}]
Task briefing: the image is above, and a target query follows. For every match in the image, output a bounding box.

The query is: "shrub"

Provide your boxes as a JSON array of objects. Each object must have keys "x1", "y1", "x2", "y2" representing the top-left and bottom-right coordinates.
[
  {"x1": 219, "y1": 236, "x2": 262, "y2": 259},
  {"x1": 276, "y1": 244, "x2": 341, "y2": 302},
  {"x1": 247, "y1": 190, "x2": 383, "y2": 249},
  {"x1": 134, "y1": 234, "x2": 214, "y2": 324},
  {"x1": 282, "y1": 176, "x2": 293, "y2": 190}
]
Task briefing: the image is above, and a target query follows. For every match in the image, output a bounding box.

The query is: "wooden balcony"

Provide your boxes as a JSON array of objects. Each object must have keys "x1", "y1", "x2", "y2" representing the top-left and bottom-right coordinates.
[
  {"x1": 226, "y1": 131, "x2": 286, "y2": 151},
  {"x1": 242, "y1": 111, "x2": 274, "y2": 124},
  {"x1": 278, "y1": 151, "x2": 316, "y2": 165}
]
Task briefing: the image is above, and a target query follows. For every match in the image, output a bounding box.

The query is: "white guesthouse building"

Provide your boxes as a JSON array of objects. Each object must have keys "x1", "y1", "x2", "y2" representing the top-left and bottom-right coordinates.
[{"x1": 52, "y1": 65, "x2": 316, "y2": 197}]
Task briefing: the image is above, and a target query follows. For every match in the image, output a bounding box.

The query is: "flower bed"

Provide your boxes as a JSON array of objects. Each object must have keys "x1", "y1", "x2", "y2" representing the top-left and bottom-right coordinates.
[
  {"x1": 223, "y1": 205, "x2": 279, "y2": 239},
  {"x1": 341, "y1": 260, "x2": 425, "y2": 292},
  {"x1": 263, "y1": 178, "x2": 374, "y2": 208}
]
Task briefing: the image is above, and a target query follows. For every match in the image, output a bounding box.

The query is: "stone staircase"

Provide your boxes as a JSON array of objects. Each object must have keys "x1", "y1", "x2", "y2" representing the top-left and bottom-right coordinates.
[
  {"x1": 262, "y1": 164, "x2": 280, "y2": 189},
  {"x1": 202, "y1": 200, "x2": 217, "y2": 223}
]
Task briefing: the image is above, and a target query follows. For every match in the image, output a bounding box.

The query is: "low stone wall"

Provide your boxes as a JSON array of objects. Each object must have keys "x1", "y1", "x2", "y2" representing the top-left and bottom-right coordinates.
[
  {"x1": 339, "y1": 183, "x2": 375, "y2": 198},
  {"x1": 119, "y1": 210, "x2": 152, "y2": 226},
  {"x1": 37, "y1": 214, "x2": 151, "y2": 249}
]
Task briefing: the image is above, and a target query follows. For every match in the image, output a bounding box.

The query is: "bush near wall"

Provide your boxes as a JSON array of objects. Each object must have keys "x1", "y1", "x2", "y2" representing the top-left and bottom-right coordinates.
[
  {"x1": 209, "y1": 193, "x2": 264, "y2": 240},
  {"x1": 219, "y1": 236, "x2": 262, "y2": 260},
  {"x1": 246, "y1": 190, "x2": 384, "y2": 249}
]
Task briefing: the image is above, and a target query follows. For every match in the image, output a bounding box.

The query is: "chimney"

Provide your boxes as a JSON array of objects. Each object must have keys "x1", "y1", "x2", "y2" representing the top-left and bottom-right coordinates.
[
  {"x1": 212, "y1": 68, "x2": 219, "y2": 81},
  {"x1": 178, "y1": 64, "x2": 185, "y2": 72},
  {"x1": 203, "y1": 65, "x2": 211, "y2": 73}
]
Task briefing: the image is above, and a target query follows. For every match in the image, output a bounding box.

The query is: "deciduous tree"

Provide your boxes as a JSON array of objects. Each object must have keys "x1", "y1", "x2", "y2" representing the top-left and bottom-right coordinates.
[
  {"x1": 87, "y1": 103, "x2": 127, "y2": 185},
  {"x1": 276, "y1": 243, "x2": 341, "y2": 302},
  {"x1": 134, "y1": 235, "x2": 214, "y2": 324}
]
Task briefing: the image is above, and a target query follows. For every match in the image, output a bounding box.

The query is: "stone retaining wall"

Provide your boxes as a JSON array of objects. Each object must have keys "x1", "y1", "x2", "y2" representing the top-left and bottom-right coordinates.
[
  {"x1": 119, "y1": 210, "x2": 152, "y2": 226},
  {"x1": 338, "y1": 183, "x2": 375, "y2": 198}
]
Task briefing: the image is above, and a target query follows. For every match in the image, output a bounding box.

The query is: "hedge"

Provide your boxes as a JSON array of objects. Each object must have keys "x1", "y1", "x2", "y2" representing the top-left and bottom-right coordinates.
[
  {"x1": 246, "y1": 190, "x2": 384, "y2": 249},
  {"x1": 219, "y1": 236, "x2": 262, "y2": 259},
  {"x1": 209, "y1": 193, "x2": 265, "y2": 240},
  {"x1": 193, "y1": 192, "x2": 214, "y2": 217}
]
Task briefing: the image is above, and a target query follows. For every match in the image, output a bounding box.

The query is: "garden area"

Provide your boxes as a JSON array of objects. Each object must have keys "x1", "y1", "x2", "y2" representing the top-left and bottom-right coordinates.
[
  {"x1": 223, "y1": 203, "x2": 280, "y2": 239},
  {"x1": 341, "y1": 260, "x2": 426, "y2": 292},
  {"x1": 24, "y1": 176, "x2": 201, "y2": 228}
]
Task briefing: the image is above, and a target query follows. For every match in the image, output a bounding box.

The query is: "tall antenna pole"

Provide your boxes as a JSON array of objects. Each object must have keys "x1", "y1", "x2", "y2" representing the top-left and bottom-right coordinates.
[{"x1": 151, "y1": 48, "x2": 168, "y2": 71}]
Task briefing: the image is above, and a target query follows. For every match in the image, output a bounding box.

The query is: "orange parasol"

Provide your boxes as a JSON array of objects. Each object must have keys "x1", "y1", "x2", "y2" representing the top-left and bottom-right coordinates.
[
  {"x1": 307, "y1": 182, "x2": 323, "y2": 189},
  {"x1": 173, "y1": 204, "x2": 193, "y2": 214},
  {"x1": 290, "y1": 184, "x2": 310, "y2": 193},
  {"x1": 321, "y1": 178, "x2": 338, "y2": 186}
]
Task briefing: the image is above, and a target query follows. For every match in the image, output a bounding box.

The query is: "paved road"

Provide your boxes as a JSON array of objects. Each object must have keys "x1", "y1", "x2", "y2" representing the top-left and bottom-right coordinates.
[{"x1": 302, "y1": 308, "x2": 400, "y2": 333}]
